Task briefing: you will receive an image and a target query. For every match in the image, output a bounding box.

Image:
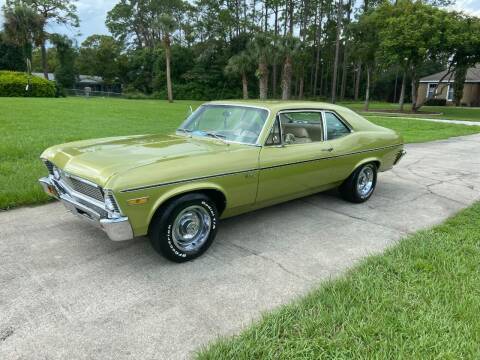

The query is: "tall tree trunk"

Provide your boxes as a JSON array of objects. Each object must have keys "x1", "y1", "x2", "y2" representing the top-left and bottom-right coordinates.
[
  {"x1": 364, "y1": 66, "x2": 370, "y2": 111},
  {"x1": 411, "y1": 66, "x2": 418, "y2": 112},
  {"x1": 453, "y1": 65, "x2": 468, "y2": 106},
  {"x1": 281, "y1": 54, "x2": 293, "y2": 100},
  {"x1": 164, "y1": 33, "x2": 173, "y2": 103},
  {"x1": 288, "y1": 0, "x2": 294, "y2": 34},
  {"x1": 331, "y1": 0, "x2": 343, "y2": 103},
  {"x1": 340, "y1": 0, "x2": 352, "y2": 100},
  {"x1": 272, "y1": 4, "x2": 279, "y2": 98},
  {"x1": 243, "y1": 0, "x2": 247, "y2": 32},
  {"x1": 399, "y1": 70, "x2": 406, "y2": 111},
  {"x1": 242, "y1": 71, "x2": 248, "y2": 99},
  {"x1": 393, "y1": 68, "x2": 398, "y2": 103},
  {"x1": 41, "y1": 40, "x2": 48, "y2": 79},
  {"x1": 313, "y1": 0, "x2": 323, "y2": 97},
  {"x1": 258, "y1": 58, "x2": 269, "y2": 100},
  {"x1": 264, "y1": 2, "x2": 268, "y2": 31},
  {"x1": 354, "y1": 63, "x2": 361, "y2": 100},
  {"x1": 298, "y1": 74, "x2": 304, "y2": 99}
]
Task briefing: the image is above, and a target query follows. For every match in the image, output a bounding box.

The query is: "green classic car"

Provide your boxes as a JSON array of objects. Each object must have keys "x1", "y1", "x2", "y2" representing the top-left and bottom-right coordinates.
[{"x1": 39, "y1": 101, "x2": 405, "y2": 262}]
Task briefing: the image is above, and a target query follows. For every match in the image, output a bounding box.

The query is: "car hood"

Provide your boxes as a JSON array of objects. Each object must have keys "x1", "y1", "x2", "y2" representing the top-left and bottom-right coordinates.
[{"x1": 41, "y1": 134, "x2": 230, "y2": 187}]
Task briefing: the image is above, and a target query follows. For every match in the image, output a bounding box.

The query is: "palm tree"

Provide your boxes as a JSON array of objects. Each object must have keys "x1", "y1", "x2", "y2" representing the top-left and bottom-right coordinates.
[
  {"x1": 225, "y1": 51, "x2": 252, "y2": 99},
  {"x1": 248, "y1": 33, "x2": 273, "y2": 100},
  {"x1": 19, "y1": 0, "x2": 79, "y2": 80},
  {"x1": 3, "y1": 3, "x2": 42, "y2": 67}
]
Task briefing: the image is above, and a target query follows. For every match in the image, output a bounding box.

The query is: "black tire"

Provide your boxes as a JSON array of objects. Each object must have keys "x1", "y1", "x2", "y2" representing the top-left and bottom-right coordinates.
[
  {"x1": 149, "y1": 193, "x2": 218, "y2": 262},
  {"x1": 340, "y1": 163, "x2": 378, "y2": 203}
]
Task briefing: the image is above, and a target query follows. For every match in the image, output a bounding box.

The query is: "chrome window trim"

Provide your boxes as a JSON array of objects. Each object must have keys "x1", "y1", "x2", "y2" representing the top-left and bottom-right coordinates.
[
  {"x1": 269, "y1": 109, "x2": 324, "y2": 146},
  {"x1": 264, "y1": 114, "x2": 283, "y2": 147},
  {"x1": 323, "y1": 111, "x2": 354, "y2": 140}
]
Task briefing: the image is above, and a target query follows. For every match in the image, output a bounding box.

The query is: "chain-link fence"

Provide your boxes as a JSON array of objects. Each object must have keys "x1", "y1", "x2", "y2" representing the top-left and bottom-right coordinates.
[{"x1": 65, "y1": 89, "x2": 123, "y2": 98}]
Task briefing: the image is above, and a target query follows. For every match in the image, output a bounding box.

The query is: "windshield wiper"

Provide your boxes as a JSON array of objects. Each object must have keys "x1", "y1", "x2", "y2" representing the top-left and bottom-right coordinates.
[
  {"x1": 204, "y1": 131, "x2": 228, "y2": 144},
  {"x1": 176, "y1": 128, "x2": 192, "y2": 135}
]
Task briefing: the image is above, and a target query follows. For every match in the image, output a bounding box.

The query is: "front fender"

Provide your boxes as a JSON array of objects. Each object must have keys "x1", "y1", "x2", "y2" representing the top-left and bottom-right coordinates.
[{"x1": 116, "y1": 181, "x2": 228, "y2": 237}]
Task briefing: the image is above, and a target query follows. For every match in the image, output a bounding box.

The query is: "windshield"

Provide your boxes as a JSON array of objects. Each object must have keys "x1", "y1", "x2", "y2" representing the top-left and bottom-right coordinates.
[{"x1": 177, "y1": 105, "x2": 269, "y2": 145}]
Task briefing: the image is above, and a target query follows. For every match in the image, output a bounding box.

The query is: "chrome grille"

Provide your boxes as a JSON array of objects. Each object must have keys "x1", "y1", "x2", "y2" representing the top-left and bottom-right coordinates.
[{"x1": 63, "y1": 176, "x2": 104, "y2": 203}]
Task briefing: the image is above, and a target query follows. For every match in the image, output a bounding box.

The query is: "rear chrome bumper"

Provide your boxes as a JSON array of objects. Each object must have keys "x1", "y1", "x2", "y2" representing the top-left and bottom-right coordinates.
[
  {"x1": 39, "y1": 177, "x2": 134, "y2": 241},
  {"x1": 394, "y1": 149, "x2": 407, "y2": 165}
]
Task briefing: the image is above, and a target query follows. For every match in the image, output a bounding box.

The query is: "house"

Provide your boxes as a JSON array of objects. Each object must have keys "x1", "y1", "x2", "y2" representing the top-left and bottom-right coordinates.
[
  {"x1": 417, "y1": 64, "x2": 480, "y2": 107},
  {"x1": 32, "y1": 73, "x2": 121, "y2": 93}
]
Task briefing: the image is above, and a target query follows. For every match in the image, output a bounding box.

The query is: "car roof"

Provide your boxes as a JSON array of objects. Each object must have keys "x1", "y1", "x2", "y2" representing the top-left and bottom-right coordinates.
[
  {"x1": 205, "y1": 100, "x2": 387, "y2": 133},
  {"x1": 205, "y1": 100, "x2": 351, "y2": 113}
]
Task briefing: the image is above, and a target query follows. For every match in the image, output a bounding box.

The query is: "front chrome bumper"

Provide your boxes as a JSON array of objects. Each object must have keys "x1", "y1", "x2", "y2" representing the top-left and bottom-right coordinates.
[{"x1": 39, "y1": 177, "x2": 134, "y2": 241}]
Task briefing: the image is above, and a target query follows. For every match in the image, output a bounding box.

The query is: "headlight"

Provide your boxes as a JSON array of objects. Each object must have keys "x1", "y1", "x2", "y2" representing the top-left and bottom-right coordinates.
[{"x1": 52, "y1": 166, "x2": 61, "y2": 180}]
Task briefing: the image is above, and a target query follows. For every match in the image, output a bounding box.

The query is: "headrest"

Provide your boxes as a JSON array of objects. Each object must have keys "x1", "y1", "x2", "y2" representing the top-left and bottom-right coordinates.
[{"x1": 288, "y1": 127, "x2": 309, "y2": 138}]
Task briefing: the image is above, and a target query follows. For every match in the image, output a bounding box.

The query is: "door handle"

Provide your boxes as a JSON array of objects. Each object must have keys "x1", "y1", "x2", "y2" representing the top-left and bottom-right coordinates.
[{"x1": 322, "y1": 147, "x2": 334, "y2": 152}]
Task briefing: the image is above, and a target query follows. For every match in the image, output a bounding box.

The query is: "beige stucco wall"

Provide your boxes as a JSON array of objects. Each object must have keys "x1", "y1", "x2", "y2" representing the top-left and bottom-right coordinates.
[
  {"x1": 417, "y1": 82, "x2": 480, "y2": 106},
  {"x1": 462, "y1": 84, "x2": 480, "y2": 106},
  {"x1": 417, "y1": 83, "x2": 449, "y2": 104}
]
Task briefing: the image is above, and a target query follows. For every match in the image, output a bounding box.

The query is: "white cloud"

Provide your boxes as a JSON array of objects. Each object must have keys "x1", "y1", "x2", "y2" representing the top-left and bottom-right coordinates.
[
  {"x1": 0, "y1": 0, "x2": 117, "y2": 44},
  {"x1": 449, "y1": 0, "x2": 480, "y2": 17}
]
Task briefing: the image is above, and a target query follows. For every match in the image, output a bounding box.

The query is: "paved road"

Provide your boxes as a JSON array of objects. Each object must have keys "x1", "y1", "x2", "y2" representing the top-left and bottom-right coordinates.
[{"x1": 1, "y1": 134, "x2": 480, "y2": 359}]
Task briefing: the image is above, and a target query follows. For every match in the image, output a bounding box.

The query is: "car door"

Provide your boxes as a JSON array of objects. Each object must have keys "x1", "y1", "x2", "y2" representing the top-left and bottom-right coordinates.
[{"x1": 255, "y1": 110, "x2": 341, "y2": 207}]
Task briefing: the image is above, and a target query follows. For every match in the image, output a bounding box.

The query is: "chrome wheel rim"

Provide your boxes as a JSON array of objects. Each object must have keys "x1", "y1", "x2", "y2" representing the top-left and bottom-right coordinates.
[
  {"x1": 357, "y1": 166, "x2": 375, "y2": 198},
  {"x1": 172, "y1": 205, "x2": 212, "y2": 253}
]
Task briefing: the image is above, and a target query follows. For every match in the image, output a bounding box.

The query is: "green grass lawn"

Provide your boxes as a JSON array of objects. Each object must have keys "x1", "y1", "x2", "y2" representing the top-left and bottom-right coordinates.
[
  {"x1": 0, "y1": 97, "x2": 202, "y2": 210},
  {"x1": 341, "y1": 100, "x2": 480, "y2": 121},
  {"x1": 0, "y1": 97, "x2": 479, "y2": 210},
  {"x1": 368, "y1": 116, "x2": 480, "y2": 143},
  {"x1": 198, "y1": 202, "x2": 480, "y2": 359}
]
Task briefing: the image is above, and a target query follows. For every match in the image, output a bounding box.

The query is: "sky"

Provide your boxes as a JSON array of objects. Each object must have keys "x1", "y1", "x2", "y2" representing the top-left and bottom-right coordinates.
[{"x1": 0, "y1": 0, "x2": 479, "y2": 45}]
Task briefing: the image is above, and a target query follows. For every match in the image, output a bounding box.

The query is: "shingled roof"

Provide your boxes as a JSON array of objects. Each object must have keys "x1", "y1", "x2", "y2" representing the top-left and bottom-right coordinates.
[{"x1": 420, "y1": 64, "x2": 480, "y2": 83}]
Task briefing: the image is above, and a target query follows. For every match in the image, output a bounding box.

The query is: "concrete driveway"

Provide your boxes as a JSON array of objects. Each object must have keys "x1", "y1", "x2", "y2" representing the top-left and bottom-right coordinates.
[{"x1": 1, "y1": 134, "x2": 479, "y2": 359}]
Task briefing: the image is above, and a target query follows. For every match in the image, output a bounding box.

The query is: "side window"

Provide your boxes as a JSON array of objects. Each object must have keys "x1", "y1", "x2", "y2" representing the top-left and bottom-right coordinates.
[
  {"x1": 265, "y1": 116, "x2": 281, "y2": 145},
  {"x1": 324, "y1": 112, "x2": 350, "y2": 140},
  {"x1": 279, "y1": 111, "x2": 323, "y2": 144}
]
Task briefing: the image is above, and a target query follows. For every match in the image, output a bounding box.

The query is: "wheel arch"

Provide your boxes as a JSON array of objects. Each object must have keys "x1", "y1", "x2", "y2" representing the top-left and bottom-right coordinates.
[
  {"x1": 351, "y1": 157, "x2": 381, "y2": 175},
  {"x1": 147, "y1": 183, "x2": 227, "y2": 234}
]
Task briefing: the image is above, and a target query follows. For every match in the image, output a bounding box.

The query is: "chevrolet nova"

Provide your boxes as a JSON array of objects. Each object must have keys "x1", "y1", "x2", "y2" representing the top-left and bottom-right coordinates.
[{"x1": 39, "y1": 101, "x2": 406, "y2": 262}]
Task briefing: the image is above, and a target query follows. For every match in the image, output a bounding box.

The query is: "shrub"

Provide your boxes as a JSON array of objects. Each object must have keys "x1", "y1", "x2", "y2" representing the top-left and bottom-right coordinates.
[
  {"x1": 424, "y1": 98, "x2": 446, "y2": 106},
  {"x1": 153, "y1": 82, "x2": 243, "y2": 101},
  {"x1": 0, "y1": 71, "x2": 56, "y2": 97}
]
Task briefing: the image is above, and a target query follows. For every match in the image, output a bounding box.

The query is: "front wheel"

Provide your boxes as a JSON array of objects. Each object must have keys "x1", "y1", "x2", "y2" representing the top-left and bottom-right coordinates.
[
  {"x1": 340, "y1": 163, "x2": 377, "y2": 203},
  {"x1": 149, "y1": 193, "x2": 218, "y2": 262}
]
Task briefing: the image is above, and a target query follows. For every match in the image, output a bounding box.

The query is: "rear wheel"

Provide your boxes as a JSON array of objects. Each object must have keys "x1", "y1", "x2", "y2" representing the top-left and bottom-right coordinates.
[
  {"x1": 340, "y1": 163, "x2": 377, "y2": 203},
  {"x1": 149, "y1": 193, "x2": 218, "y2": 262}
]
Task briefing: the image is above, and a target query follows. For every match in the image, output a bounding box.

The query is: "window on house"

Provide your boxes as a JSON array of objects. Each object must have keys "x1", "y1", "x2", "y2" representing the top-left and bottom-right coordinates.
[
  {"x1": 427, "y1": 83, "x2": 437, "y2": 99},
  {"x1": 447, "y1": 85, "x2": 454, "y2": 101}
]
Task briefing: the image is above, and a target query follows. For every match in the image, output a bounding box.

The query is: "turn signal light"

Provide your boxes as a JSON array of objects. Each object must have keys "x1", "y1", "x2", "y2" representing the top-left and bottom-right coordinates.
[
  {"x1": 47, "y1": 184, "x2": 58, "y2": 197},
  {"x1": 127, "y1": 197, "x2": 149, "y2": 205}
]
